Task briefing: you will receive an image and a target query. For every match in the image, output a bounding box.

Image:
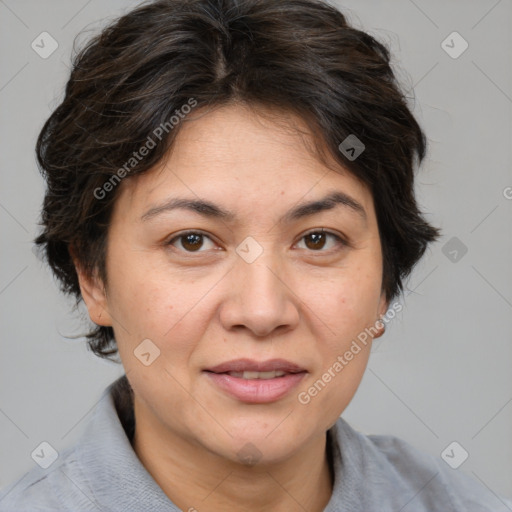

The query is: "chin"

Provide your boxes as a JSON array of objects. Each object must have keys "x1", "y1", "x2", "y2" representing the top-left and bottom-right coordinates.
[{"x1": 219, "y1": 421, "x2": 313, "y2": 464}]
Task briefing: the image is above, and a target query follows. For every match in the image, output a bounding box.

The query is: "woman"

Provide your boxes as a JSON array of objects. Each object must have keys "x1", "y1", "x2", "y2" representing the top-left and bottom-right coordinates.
[{"x1": 1, "y1": 0, "x2": 510, "y2": 510}]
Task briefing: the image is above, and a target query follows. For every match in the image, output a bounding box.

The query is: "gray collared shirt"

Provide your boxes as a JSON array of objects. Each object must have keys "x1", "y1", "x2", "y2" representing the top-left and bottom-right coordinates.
[{"x1": 1, "y1": 375, "x2": 511, "y2": 511}]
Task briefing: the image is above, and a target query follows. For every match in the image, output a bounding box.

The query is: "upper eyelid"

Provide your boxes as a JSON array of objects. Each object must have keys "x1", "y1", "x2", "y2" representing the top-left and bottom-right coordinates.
[
  {"x1": 167, "y1": 229, "x2": 347, "y2": 250},
  {"x1": 294, "y1": 230, "x2": 348, "y2": 249}
]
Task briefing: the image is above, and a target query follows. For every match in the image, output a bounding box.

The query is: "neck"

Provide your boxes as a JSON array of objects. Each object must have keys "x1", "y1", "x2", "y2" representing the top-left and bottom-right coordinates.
[{"x1": 132, "y1": 397, "x2": 334, "y2": 512}]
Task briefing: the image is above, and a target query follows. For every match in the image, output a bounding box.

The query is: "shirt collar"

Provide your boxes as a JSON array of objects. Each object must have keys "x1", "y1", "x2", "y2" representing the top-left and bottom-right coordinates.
[
  {"x1": 75, "y1": 375, "x2": 180, "y2": 511},
  {"x1": 77, "y1": 374, "x2": 369, "y2": 511}
]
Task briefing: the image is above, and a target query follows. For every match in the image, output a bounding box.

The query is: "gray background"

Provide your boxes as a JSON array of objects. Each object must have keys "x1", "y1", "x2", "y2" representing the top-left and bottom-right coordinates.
[{"x1": 1, "y1": 0, "x2": 511, "y2": 502}]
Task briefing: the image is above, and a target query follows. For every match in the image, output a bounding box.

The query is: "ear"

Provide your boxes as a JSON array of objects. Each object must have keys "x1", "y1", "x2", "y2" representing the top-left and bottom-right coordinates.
[
  {"x1": 69, "y1": 245, "x2": 113, "y2": 327},
  {"x1": 373, "y1": 290, "x2": 389, "y2": 339},
  {"x1": 377, "y1": 290, "x2": 389, "y2": 319}
]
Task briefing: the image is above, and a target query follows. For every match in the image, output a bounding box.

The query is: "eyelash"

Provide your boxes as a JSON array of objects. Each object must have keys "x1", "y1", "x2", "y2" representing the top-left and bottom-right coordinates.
[{"x1": 165, "y1": 229, "x2": 348, "y2": 255}]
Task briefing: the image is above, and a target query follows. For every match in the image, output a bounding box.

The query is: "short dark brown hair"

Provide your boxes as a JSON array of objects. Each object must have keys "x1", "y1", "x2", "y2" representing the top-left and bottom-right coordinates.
[{"x1": 34, "y1": 0, "x2": 441, "y2": 361}]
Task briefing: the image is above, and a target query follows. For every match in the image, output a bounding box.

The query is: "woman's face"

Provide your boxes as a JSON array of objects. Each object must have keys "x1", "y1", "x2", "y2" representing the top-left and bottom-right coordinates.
[{"x1": 79, "y1": 103, "x2": 388, "y2": 465}]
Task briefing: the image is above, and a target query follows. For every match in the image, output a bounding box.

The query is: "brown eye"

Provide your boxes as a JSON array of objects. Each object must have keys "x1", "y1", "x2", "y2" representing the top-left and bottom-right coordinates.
[
  {"x1": 297, "y1": 230, "x2": 346, "y2": 252},
  {"x1": 304, "y1": 232, "x2": 327, "y2": 250},
  {"x1": 167, "y1": 231, "x2": 216, "y2": 253},
  {"x1": 181, "y1": 233, "x2": 203, "y2": 251}
]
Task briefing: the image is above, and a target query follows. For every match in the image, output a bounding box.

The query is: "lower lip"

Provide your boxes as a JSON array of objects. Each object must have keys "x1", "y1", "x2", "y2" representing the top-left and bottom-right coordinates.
[{"x1": 204, "y1": 371, "x2": 307, "y2": 403}]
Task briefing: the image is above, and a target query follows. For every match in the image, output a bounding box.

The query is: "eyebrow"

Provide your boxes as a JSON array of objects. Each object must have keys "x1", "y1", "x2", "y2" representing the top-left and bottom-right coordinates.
[{"x1": 140, "y1": 190, "x2": 367, "y2": 224}]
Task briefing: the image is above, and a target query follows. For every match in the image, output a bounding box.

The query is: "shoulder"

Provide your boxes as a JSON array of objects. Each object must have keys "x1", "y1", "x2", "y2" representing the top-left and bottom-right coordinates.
[
  {"x1": 0, "y1": 379, "x2": 127, "y2": 512},
  {"x1": 333, "y1": 418, "x2": 512, "y2": 511},
  {"x1": 0, "y1": 446, "x2": 100, "y2": 512},
  {"x1": 0, "y1": 469, "x2": 57, "y2": 512}
]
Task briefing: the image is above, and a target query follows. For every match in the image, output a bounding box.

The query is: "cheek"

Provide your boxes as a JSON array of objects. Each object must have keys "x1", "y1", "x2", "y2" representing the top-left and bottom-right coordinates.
[
  {"x1": 297, "y1": 342, "x2": 371, "y2": 429},
  {"x1": 109, "y1": 277, "x2": 166, "y2": 333},
  {"x1": 308, "y1": 262, "x2": 382, "y2": 338},
  {"x1": 105, "y1": 251, "x2": 215, "y2": 365},
  {"x1": 104, "y1": 250, "x2": 173, "y2": 343},
  {"x1": 106, "y1": 241, "x2": 172, "y2": 314}
]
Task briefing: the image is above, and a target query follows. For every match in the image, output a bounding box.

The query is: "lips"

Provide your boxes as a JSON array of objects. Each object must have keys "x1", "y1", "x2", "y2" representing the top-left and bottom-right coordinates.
[
  {"x1": 204, "y1": 359, "x2": 307, "y2": 403},
  {"x1": 205, "y1": 358, "x2": 306, "y2": 375},
  {"x1": 223, "y1": 370, "x2": 287, "y2": 380}
]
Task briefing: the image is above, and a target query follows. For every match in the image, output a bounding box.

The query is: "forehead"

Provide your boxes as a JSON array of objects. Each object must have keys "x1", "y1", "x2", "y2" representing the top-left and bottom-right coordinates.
[{"x1": 115, "y1": 103, "x2": 375, "y2": 221}]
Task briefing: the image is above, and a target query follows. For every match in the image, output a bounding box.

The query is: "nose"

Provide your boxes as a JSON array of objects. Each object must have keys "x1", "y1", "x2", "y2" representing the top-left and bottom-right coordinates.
[{"x1": 218, "y1": 248, "x2": 300, "y2": 338}]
